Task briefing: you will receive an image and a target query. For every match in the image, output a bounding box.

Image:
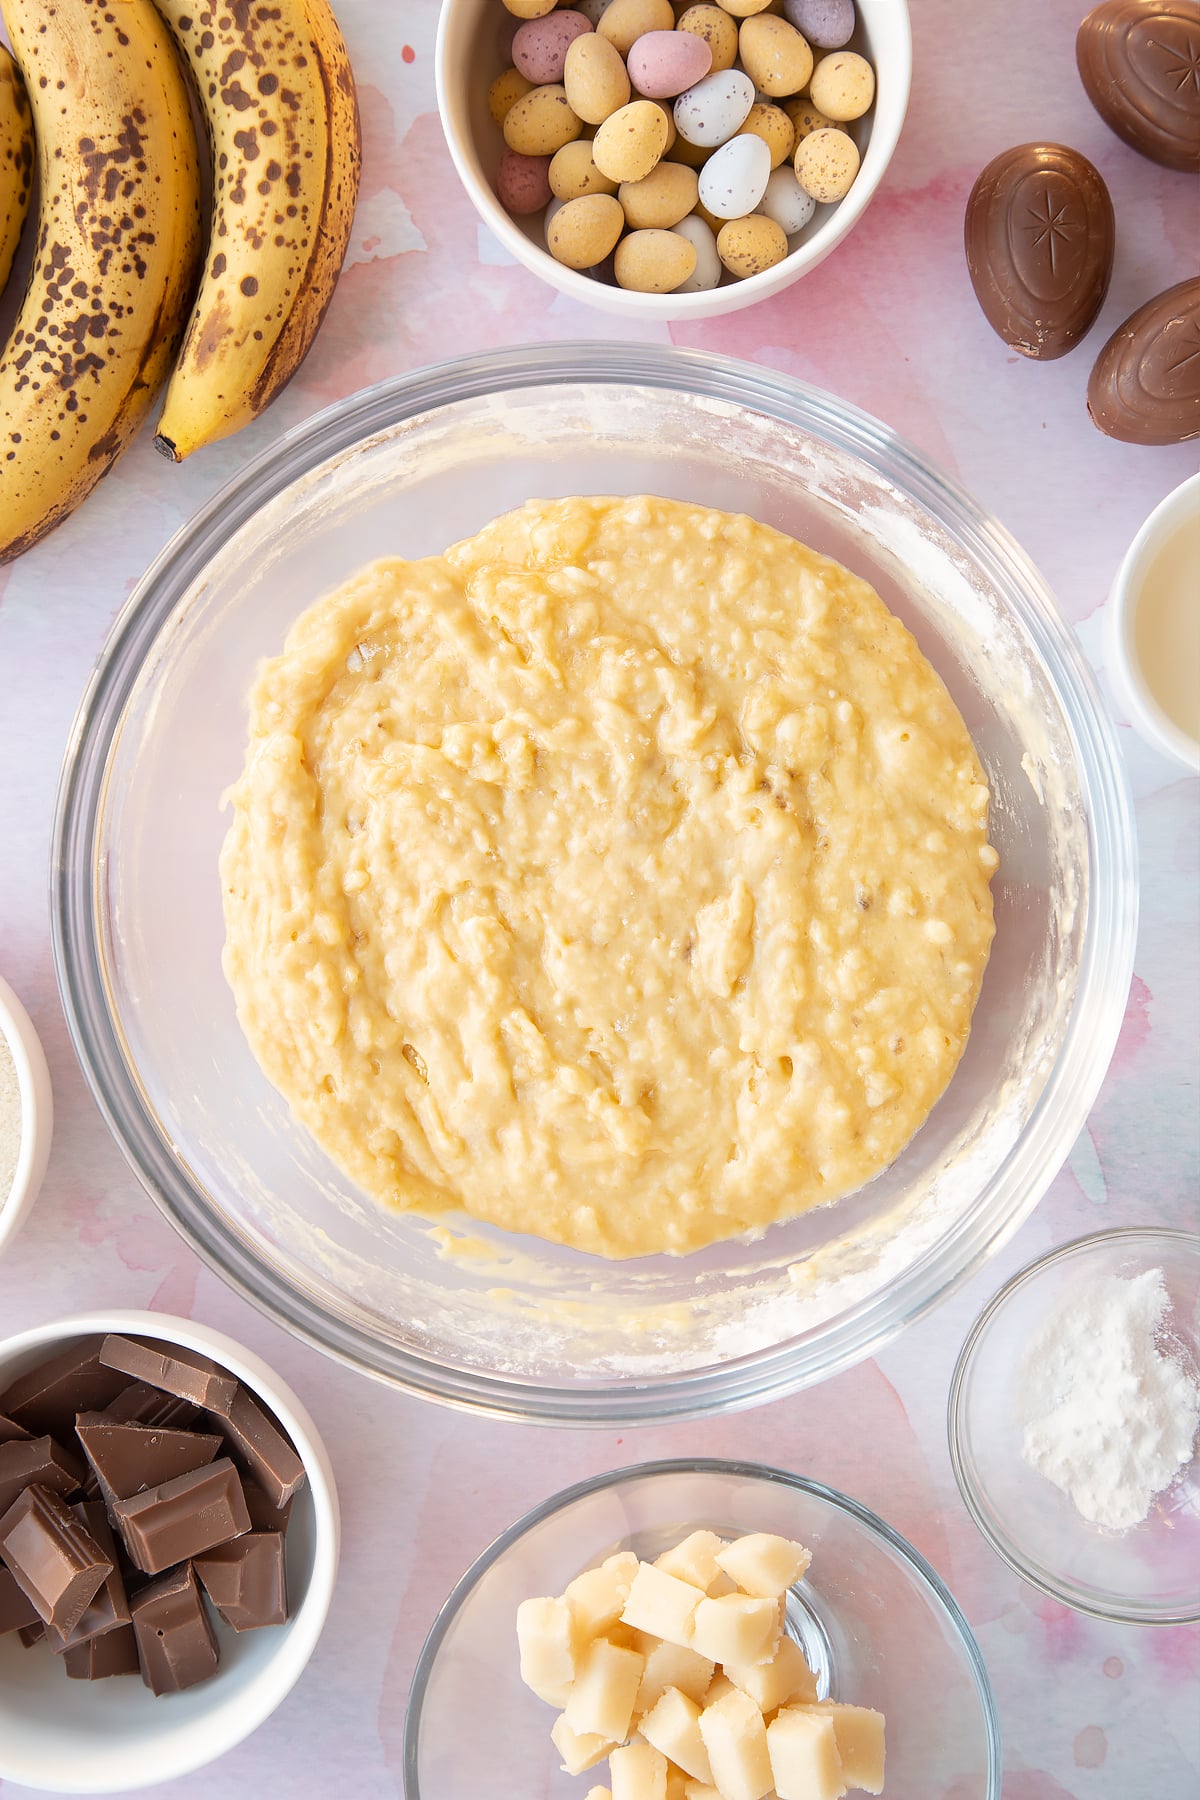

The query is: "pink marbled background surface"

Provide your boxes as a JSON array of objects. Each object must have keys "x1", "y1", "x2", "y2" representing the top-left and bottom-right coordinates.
[{"x1": 1, "y1": 0, "x2": 1198, "y2": 1794}]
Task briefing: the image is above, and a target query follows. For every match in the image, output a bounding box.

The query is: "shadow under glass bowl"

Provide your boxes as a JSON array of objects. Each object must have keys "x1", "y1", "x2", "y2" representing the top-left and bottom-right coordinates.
[
  {"x1": 52, "y1": 343, "x2": 1136, "y2": 1425},
  {"x1": 404, "y1": 1459, "x2": 1002, "y2": 1799}
]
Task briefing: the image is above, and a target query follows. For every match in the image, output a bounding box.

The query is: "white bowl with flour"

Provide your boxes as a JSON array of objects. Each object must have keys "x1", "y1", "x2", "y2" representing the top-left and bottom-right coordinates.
[{"x1": 0, "y1": 974, "x2": 53, "y2": 1257}]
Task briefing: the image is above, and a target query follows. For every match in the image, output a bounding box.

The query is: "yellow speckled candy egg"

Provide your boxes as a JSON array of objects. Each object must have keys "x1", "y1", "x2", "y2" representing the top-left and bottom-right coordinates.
[
  {"x1": 614, "y1": 226, "x2": 697, "y2": 290},
  {"x1": 563, "y1": 31, "x2": 631, "y2": 123},
  {"x1": 592, "y1": 98, "x2": 669, "y2": 181},
  {"x1": 784, "y1": 96, "x2": 837, "y2": 140},
  {"x1": 596, "y1": 0, "x2": 674, "y2": 58},
  {"x1": 503, "y1": 84, "x2": 584, "y2": 156},
  {"x1": 547, "y1": 192, "x2": 626, "y2": 268},
  {"x1": 736, "y1": 101, "x2": 795, "y2": 168},
  {"x1": 809, "y1": 49, "x2": 875, "y2": 120},
  {"x1": 619, "y1": 158, "x2": 699, "y2": 227},
  {"x1": 712, "y1": 0, "x2": 773, "y2": 16},
  {"x1": 549, "y1": 137, "x2": 619, "y2": 198},
  {"x1": 794, "y1": 123, "x2": 860, "y2": 199},
  {"x1": 737, "y1": 14, "x2": 814, "y2": 96},
  {"x1": 488, "y1": 67, "x2": 535, "y2": 127},
  {"x1": 676, "y1": 4, "x2": 739, "y2": 73},
  {"x1": 502, "y1": 0, "x2": 557, "y2": 16},
  {"x1": 716, "y1": 211, "x2": 789, "y2": 277}
]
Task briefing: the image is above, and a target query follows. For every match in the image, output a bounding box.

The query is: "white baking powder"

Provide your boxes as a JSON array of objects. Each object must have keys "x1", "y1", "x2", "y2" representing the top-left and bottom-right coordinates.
[
  {"x1": 0, "y1": 1030, "x2": 20, "y2": 1208},
  {"x1": 1021, "y1": 1267, "x2": 1200, "y2": 1530}
]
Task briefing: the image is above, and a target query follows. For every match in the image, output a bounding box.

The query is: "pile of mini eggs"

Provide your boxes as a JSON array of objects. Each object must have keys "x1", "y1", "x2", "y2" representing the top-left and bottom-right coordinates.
[{"x1": 488, "y1": 0, "x2": 876, "y2": 294}]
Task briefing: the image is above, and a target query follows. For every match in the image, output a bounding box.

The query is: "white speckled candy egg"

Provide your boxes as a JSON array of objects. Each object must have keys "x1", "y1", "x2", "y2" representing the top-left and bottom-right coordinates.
[
  {"x1": 697, "y1": 131, "x2": 772, "y2": 218},
  {"x1": 671, "y1": 213, "x2": 723, "y2": 290},
  {"x1": 673, "y1": 67, "x2": 756, "y2": 147},
  {"x1": 627, "y1": 28, "x2": 712, "y2": 99},
  {"x1": 758, "y1": 164, "x2": 816, "y2": 233}
]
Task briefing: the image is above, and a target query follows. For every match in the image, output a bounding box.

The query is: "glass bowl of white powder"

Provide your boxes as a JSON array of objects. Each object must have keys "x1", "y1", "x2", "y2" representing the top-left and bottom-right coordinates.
[{"x1": 948, "y1": 1228, "x2": 1200, "y2": 1626}]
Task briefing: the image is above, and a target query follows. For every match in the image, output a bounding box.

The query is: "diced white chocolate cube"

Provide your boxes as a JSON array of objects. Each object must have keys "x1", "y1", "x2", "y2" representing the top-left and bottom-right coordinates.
[
  {"x1": 567, "y1": 1552, "x2": 641, "y2": 1640},
  {"x1": 620, "y1": 1562, "x2": 705, "y2": 1649},
  {"x1": 609, "y1": 1740, "x2": 669, "y2": 1800},
  {"x1": 682, "y1": 1787, "x2": 722, "y2": 1800},
  {"x1": 701, "y1": 1671, "x2": 736, "y2": 1708},
  {"x1": 635, "y1": 1639, "x2": 716, "y2": 1713},
  {"x1": 585, "y1": 1789, "x2": 614, "y2": 1800},
  {"x1": 714, "y1": 1532, "x2": 813, "y2": 1599},
  {"x1": 725, "y1": 1634, "x2": 819, "y2": 1713},
  {"x1": 690, "y1": 1592, "x2": 782, "y2": 1667},
  {"x1": 766, "y1": 1706, "x2": 846, "y2": 1800},
  {"x1": 654, "y1": 1530, "x2": 727, "y2": 1593},
  {"x1": 551, "y1": 1712, "x2": 615, "y2": 1776},
  {"x1": 664, "y1": 1768, "x2": 690, "y2": 1800},
  {"x1": 799, "y1": 1702, "x2": 886, "y2": 1794},
  {"x1": 517, "y1": 1595, "x2": 577, "y2": 1706},
  {"x1": 564, "y1": 1637, "x2": 645, "y2": 1744},
  {"x1": 639, "y1": 1685, "x2": 713, "y2": 1784},
  {"x1": 697, "y1": 1686, "x2": 774, "y2": 1800}
]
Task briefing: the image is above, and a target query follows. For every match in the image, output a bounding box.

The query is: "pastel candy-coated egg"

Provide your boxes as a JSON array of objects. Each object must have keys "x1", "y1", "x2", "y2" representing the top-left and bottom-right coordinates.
[
  {"x1": 809, "y1": 49, "x2": 875, "y2": 120},
  {"x1": 614, "y1": 226, "x2": 697, "y2": 290},
  {"x1": 592, "y1": 98, "x2": 670, "y2": 181},
  {"x1": 618, "y1": 158, "x2": 699, "y2": 227},
  {"x1": 488, "y1": 67, "x2": 534, "y2": 126},
  {"x1": 697, "y1": 131, "x2": 772, "y2": 218},
  {"x1": 717, "y1": 211, "x2": 789, "y2": 277},
  {"x1": 758, "y1": 164, "x2": 816, "y2": 232},
  {"x1": 736, "y1": 101, "x2": 795, "y2": 168},
  {"x1": 783, "y1": 0, "x2": 856, "y2": 50},
  {"x1": 794, "y1": 124, "x2": 860, "y2": 199},
  {"x1": 502, "y1": 0, "x2": 557, "y2": 17},
  {"x1": 575, "y1": 0, "x2": 617, "y2": 23},
  {"x1": 596, "y1": 0, "x2": 675, "y2": 59},
  {"x1": 513, "y1": 11, "x2": 593, "y2": 85},
  {"x1": 627, "y1": 29, "x2": 712, "y2": 99},
  {"x1": 550, "y1": 137, "x2": 619, "y2": 199},
  {"x1": 673, "y1": 67, "x2": 756, "y2": 146},
  {"x1": 544, "y1": 194, "x2": 568, "y2": 246},
  {"x1": 676, "y1": 4, "x2": 739, "y2": 73},
  {"x1": 496, "y1": 146, "x2": 554, "y2": 214},
  {"x1": 671, "y1": 213, "x2": 723, "y2": 290},
  {"x1": 737, "y1": 14, "x2": 814, "y2": 97},
  {"x1": 503, "y1": 84, "x2": 584, "y2": 155},
  {"x1": 716, "y1": 0, "x2": 774, "y2": 15},
  {"x1": 563, "y1": 32, "x2": 631, "y2": 122},
  {"x1": 548, "y1": 192, "x2": 627, "y2": 267}
]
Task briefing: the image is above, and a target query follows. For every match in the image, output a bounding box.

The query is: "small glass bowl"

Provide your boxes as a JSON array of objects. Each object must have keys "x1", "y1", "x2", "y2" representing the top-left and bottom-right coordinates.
[
  {"x1": 948, "y1": 1229, "x2": 1200, "y2": 1627},
  {"x1": 404, "y1": 1458, "x2": 1002, "y2": 1798}
]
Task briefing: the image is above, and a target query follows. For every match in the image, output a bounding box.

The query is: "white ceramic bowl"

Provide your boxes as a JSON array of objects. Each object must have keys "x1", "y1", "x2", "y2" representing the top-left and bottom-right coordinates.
[
  {"x1": 0, "y1": 974, "x2": 53, "y2": 1259},
  {"x1": 0, "y1": 1311, "x2": 340, "y2": 1794},
  {"x1": 1106, "y1": 470, "x2": 1200, "y2": 774},
  {"x1": 435, "y1": 0, "x2": 912, "y2": 319}
]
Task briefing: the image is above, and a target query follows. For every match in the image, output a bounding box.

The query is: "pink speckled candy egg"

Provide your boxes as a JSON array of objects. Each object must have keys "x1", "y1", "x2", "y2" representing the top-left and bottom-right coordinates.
[
  {"x1": 783, "y1": 0, "x2": 856, "y2": 52},
  {"x1": 626, "y1": 28, "x2": 712, "y2": 99},
  {"x1": 496, "y1": 146, "x2": 554, "y2": 215},
  {"x1": 512, "y1": 9, "x2": 594, "y2": 85}
]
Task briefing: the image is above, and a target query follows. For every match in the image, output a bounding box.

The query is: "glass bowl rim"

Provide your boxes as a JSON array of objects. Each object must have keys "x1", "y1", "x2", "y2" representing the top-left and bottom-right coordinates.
[
  {"x1": 51, "y1": 340, "x2": 1138, "y2": 1425},
  {"x1": 401, "y1": 1454, "x2": 1003, "y2": 1799},
  {"x1": 947, "y1": 1225, "x2": 1200, "y2": 1627}
]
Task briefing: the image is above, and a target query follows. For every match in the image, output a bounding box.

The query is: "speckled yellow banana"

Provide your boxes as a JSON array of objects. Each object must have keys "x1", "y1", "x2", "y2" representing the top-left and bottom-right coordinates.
[
  {"x1": 0, "y1": 0, "x2": 203, "y2": 564},
  {"x1": 150, "y1": 0, "x2": 362, "y2": 461},
  {"x1": 0, "y1": 44, "x2": 34, "y2": 299}
]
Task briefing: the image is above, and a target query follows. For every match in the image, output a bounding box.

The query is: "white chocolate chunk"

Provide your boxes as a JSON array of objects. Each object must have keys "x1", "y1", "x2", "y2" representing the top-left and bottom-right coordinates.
[
  {"x1": 702, "y1": 1670, "x2": 737, "y2": 1708},
  {"x1": 800, "y1": 1702, "x2": 886, "y2": 1793},
  {"x1": 517, "y1": 1595, "x2": 577, "y2": 1705},
  {"x1": 725, "y1": 1634, "x2": 818, "y2": 1713},
  {"x1": 767, "y1": 1706, "x2": 846, "y2": 1800},
  {"x1": 610, "y1": 1739, "x2": 669, "y2": 1800},
  {"x1": 585, "y1": 1789, "x2": 614, "y2": 1800},
  {"x1": 635, "y1": 1638, "x2": 716, "y2": 1712},
  {"x1": 654, "y1": 1530, "x2": 727, "y2": 1593},
  {"x1": 567, "y1": 1552, "x2": 642, "y2": 1640},
  {"x1": 551, "y1": 1711, "x2": 616, "y2": 1776},
  {"x1": 697, "y1": 1686, "x2": 774, "y2": 1800},
  {"x1": 665, "y1": 1769, "x2": 691, "y2": 1800},
  {"x1": 690, "y1": 1592, "x2": 782, "y2": 1667},
  {"x1": 621, "y1": 1561, "x2": 705, "y2": 1648},
  {"x1": 640, "y1": 1685, "x2": 714, "y2": 1784},
  {"x1": 564, "y1": 1637, "x2": 645, "y2": 1743},
  {"x1": 683, "y1": 1787, "x2": 722, "y2": 1800},
  {"x1": 714, "y1": 1532, "x2": 812, "y2": 1599}
]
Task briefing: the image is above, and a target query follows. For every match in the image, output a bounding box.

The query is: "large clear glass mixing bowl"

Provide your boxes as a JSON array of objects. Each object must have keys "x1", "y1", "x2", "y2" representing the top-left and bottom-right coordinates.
[{"x1": 52, "y1": 345, "x2": 1137, "y2": 1423}]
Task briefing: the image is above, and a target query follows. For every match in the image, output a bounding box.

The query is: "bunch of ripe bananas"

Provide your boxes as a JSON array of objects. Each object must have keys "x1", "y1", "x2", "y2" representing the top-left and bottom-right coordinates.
[{"x1": 0, "y1": 0, "x2": 361, "y2": 563}]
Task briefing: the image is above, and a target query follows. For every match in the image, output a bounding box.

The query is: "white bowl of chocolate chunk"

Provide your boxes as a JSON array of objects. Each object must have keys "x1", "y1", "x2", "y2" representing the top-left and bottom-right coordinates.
[{"x1": 0, "y1": 1310, "x2": 340, "y2": 1793}]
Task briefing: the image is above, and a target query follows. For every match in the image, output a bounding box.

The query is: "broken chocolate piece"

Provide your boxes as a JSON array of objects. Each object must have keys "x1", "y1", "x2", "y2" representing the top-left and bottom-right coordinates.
[
  {"x1": 195, "y1": 1531, "x2": 288, "y2": 1631},
  {"x1": 17, "y1": 1619, "x2": 44, "y2": 1646},
  {"x1": 44, "y1": 1504, "x2": 131, "y2": 1652},
  {"x1": 0, "y1": 1412, "x2": 31, "y2": 1446},
  {"x1": 1077, "y1": 0, "x2": 1200, "y2": 173},
  {"x1": 63, "y1": 1623, "x2": 141, "y2": 1680},
  {"x1": 242, "y1": 1479, "x2": 294, "y2": 1536},
  {"x1": 113, "y1": 1456, "x2": 251, "y2": 1575},
  {"x1": 75, "y1": 1415, "x2": 223, "y2": 1515},
  {"x1": 215, "y1": 1386, "x2": 306, "y2": 1509},
  {"x1": 0, "y1": 1564, "x2": 41, "y2": 1634},
  {"x1": 99, "y1": 1336, "x2": 237, "y2": 1413},
  {"x1": 0, "y1": 1484, "x2": 113, "y2": 1637},
  {"x1": 130, "y1": 1563, "x2": 220, "y2": 1695},
  {"x1": 99, "y1": 1381, "x2": 200, "y2": 1432},
  {"x1": 0, "y1": 1434, "x2": 84, "y2": 1516},
  {"x1": 0, "y1": 1345, "x2": 129, "y2": 1440}
]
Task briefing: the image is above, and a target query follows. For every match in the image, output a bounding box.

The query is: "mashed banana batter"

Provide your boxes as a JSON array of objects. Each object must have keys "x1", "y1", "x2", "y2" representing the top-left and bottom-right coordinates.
[{"x1": 221, "y1": 496, "x2": 997, "y2": 1258}]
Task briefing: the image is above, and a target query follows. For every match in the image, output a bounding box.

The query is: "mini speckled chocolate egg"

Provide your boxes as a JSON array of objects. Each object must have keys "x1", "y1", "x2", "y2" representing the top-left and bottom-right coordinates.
[
  {"x1": 575, "y1": 0, "x2": 616, "y2": 23},
  {"x1": 563, "y1": 31, "x2": 631, "y2": 123},
  {"x1": 716, "y1": 0, "x2": 774, "y2": 16},
  {"x1": 596, "y1": 0, "x2": 675, "y2": 59},
  {"x1": 488, "y1": 67, "x2": 535, "y2": 127},
  {"x1": 809, "y1": 49, "x2": 875, "y2": 121},
  {"x1": 502, "y1": 0, "x2": 558, "y2": 17},
  {"x1": 759, "y1": 164, "x2": 816, "y2": 232},
  {"x1": 547, "y1": 192, "x2": 626, "y2": 268},
  {"x1": 672, "y1": 213, "x2": 723, "y2": 290},
  {"x1": 736, "y1": 102, "x2": 795, "y2": 169},
  {"x1": 717, "y1": 212, "x2": 789, "y2": 276},
  {"x1": 673, "y1": 67, "x2": 756, "y2": 146},
  {"x1": 496, "y1": 146, "x2": 554, "y2": 215},
  {"x1": 698, "y1": 131, "x2": 772, "y2": 218},
  {"x1": 549, "y1": 137, "x2": 619, "y2": 199},
  {"x1": 785, "y1": 97, "x2": 837, "y2": 140},
  {"x1": 794, "y1": 124, "x2": 860, "y2": 199},
  {"x1": 627, "y1": 28, "x2": 713, "y2": 99},
  {"x1": 783, "y1": 0, "x2": 856, "y2": 51},
  {"x1": 614, "y1": 226, "x2": 697, "y2": 289},
  {"x1": 738, "y1": 14, "x2": 814, "y2": 97},
  {"x1": 513, "y1": 10, "x2": 593, "y2": 85},
  {"x1": 503, "y1": 84, "x2": 585, "y2": 156},
  {"x1": 593, "y1": 98, "x2": 670, "y2": 181},
  {"x1": 619, "y1": 158, "x2": 699, "y2": 227},
  {"x1": 676, "y1": 4, "x2": 740, "y2": 74}
]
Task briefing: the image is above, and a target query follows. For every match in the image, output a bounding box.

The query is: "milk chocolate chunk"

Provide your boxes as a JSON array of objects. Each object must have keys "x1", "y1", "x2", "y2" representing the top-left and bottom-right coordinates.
[
  {"x1": 1077, "y1": 0, "x2": 1200, "y2": 173},
  {"x1": 195, "y1": 1531, "x2": 288, "y2": 1630},
  {"x1": 0, "y1": 1434, "x2": 84, "y2": 1515},
  {"x1": 75, "y1": 1415, "x2": 223, "y2": 1514},
  {"x1": 44, "y1": 1504, "x2": 132, "y2": 1652},
  {"x1": 99, "y1": 1381, "x2": 200, "y2": 1433},
  {"x1": 214, "y1": 1386, "x2": 306, "y2": 1510},
  {"x1": 113, "y1": 1456, "x2": 251, "y2": 1575},
  {"x1": 130, "y1": 1562, "x2": 220, "y2": 1695},
  {"x1": 98, "y1": 1336, "x2": 238, "y2": 1413},
  {"x1": 242, "y1": 1479, "x2": 294, "y2": 1535},
  {"x1": 0, "y1": 1345, "x2": 129, "y2": 1441},
  {"x1": 0, "y1": 1485, "x2": 113, "y2": 1637},
  {"x1": 1088, "y1": 275, "x2": 1200, "y2": 441},
  {"x1": 0, "y1": 1564, "x2": 41, "y2": 1634},
  {"x1": 0, "y1": 1412, "x2": 31, "y2": 1446},
  {"x1": 965, "y1": 142, "x2": 1115, "y2": 358},
  {"x1": 17, "y1": 1620, "x2": 44, "y2": 1646},
  {"x1": 63, "y1": 1623, "x2": 141, "y2": 1680}
]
